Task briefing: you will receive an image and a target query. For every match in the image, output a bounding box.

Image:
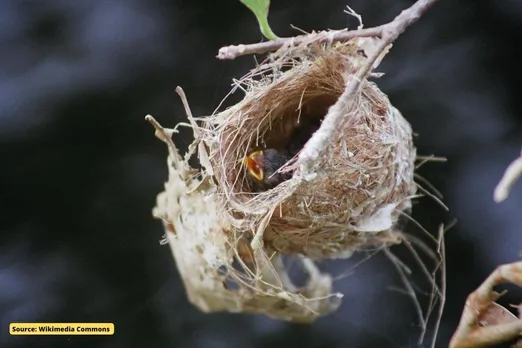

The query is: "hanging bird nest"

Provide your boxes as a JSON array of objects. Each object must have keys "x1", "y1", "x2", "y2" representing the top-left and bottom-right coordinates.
[
  {"x1": 205, "y1": 39, "x2": 417, "y2": 260},
  {"x1": 149, "y1": 35, "x2": 417, "y2": 322}
]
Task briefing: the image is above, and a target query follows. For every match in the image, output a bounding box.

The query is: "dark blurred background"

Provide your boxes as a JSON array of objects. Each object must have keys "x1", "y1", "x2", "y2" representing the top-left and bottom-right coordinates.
[{"x1": 1, "y1": 0, "x2": 521, "y2": 347}]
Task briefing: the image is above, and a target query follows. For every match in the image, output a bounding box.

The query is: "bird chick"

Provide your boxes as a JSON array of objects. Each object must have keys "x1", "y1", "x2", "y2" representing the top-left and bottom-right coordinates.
[{"x1": 242, "y1": 148, "x2": 293, "y2": 191}]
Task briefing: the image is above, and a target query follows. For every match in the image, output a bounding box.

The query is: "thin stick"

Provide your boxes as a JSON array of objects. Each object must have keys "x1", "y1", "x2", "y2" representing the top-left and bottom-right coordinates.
[
  {"x1": 429, "y1": 225, "x2": 446, "y2": 348},
  {"x1": 217, "y1": 0, "x2": 440, "y2": 60},
  {"x1": 217, "y1": 28, "x2": 381, "y2": 60},
  {"x1": 494, "y1": 148, "x2": 522, "y2": 202},
  {"x1": 145, "y1": 115, "x2": 183, "y2": 166}
]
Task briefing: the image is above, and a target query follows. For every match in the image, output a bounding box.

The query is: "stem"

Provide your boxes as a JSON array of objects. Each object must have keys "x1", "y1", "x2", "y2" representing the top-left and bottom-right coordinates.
[{"x1": 217, "y1": 0, "x2": 440, "y2": 60}]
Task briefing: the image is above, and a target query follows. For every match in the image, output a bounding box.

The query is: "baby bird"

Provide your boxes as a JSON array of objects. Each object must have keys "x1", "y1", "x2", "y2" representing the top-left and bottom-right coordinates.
[
  {"x1": 242, "y1": 148, "x2": 293, "y2": 191},
  {"x1": 242, "y1": 118, "x2": 322, "y2": 191}
]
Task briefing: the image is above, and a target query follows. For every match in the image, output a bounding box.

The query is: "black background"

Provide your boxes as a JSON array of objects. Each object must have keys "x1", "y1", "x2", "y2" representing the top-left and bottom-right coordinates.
[{"x1": 1, "y1": 0, "x2": 522, "y2": 347}]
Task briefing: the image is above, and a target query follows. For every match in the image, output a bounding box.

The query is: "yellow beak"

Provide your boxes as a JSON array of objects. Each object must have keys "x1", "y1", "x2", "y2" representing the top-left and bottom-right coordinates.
[{"x1": 242, "y1": 150, "x2": 264, "y2": 181}]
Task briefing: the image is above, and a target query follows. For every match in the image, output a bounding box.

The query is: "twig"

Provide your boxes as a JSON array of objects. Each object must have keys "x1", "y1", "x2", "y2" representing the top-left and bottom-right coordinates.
[
  {"x1": 494, "y1": 147, "x2": 522, "y2": 203},
  {"x1": 145, "y1": 115, "x2": 183, "y2": 166},
  {"x1": 415, "y1": 155, "x2": 448, "y2": 170},
  {"x1": 217, "y1": 28, "x2": 380, "y2": 60},
  {"x1": 429, "y1": 224, "x2": 447, "y2": 348},
  {"x1": 217, "y1": 0, "x2": 440, "y2": 60},
  {"x1": 344, "y1": 5, "x2": 364, "y2": 30}
]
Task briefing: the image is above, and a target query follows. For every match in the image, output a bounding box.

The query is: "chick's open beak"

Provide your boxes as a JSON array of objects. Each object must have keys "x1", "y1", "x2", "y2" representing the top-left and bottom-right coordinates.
[{"x1": 242, "y1": 150, "x2": 264, "y2": 181}]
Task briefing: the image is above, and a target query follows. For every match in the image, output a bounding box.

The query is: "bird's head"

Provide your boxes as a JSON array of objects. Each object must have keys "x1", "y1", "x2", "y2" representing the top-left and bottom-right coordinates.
[
  {"x1": 242, "y1": 150, "x2": 265, "y2": 182},
  {"x1": 241, "y1": 149, "x2": 293, "y2": 191}
]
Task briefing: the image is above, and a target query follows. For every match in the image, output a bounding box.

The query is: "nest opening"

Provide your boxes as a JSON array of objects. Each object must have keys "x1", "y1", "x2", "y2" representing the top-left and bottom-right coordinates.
[
  {"x1": 217, "y1": 54, "x2": 349, "y2": 200},
  {"x1": 242, "y1": 94, "x2": 338, "y2": 193},
  {"x1": 259, "y1": 95, "x2": 335, "y2": 152}
]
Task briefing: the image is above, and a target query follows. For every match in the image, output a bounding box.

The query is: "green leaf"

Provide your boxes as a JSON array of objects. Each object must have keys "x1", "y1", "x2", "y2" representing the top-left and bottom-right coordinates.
[{"x1": 240, "y1": 0, "x2": 278, "y2": 41}]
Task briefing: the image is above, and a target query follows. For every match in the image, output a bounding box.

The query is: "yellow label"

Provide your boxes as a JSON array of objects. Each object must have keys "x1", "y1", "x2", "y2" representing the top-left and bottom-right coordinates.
[{"x1": 10, "y1": 323, "x2": 114, "y2": 335}]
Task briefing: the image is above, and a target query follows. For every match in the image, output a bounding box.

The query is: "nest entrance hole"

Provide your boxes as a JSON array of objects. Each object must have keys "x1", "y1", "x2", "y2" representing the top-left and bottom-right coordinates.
[
  {"x1": 235, "y1": 93, "x2": 341, "y2": 194},
  {"x1": 221, "y1": 54, "x2": 349, "y2": 197},
  {"x1": 256, "y1": 94, "x2": 339, "y2": 156},
  {"x1": 234, "y1": 93, "x2": 340, "y2": 194}
]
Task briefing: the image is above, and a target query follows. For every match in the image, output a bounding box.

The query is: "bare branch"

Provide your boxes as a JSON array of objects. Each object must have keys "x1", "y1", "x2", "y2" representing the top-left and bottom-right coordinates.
[
  {"x1": 217, "y1": 0, "x2": 440, "y2": 60},
  {"x1": 494, "y1": 148, "x2": 522, "y2": 203},
  {"x1": 217, "y1": 28, "x2": 381, "y2": 60}
]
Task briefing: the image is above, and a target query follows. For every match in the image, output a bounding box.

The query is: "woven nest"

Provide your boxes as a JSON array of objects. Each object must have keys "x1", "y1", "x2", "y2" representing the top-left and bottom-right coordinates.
[
  {"x1": 203, "y1": 39, "x2": 417, "y2": 260},
  {"x1": 150, "y1": 36, "x2": 418, "y2": 322}
]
